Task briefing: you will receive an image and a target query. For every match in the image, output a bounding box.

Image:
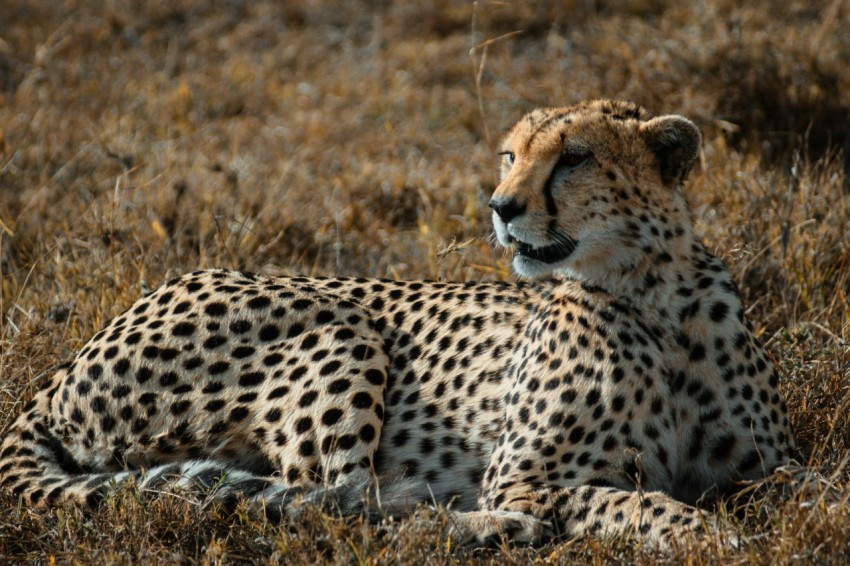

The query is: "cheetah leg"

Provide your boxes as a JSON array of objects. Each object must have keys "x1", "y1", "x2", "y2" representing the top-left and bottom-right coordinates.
[
  {"x1": 106, "y1": 320, "x2": 401, "y2": 519},
  {"x1": 446, "y1": 510, "x2": 550, "y2": 546},
  {"x1": 227, "y1": 321, "x2": 405, "y2": 519},
  {"x1": 451, "y1": 485, "x2": 712, "y2": 548},
  {"x1": 0, "y1": 317, "x2": 399, "y2": 520}
]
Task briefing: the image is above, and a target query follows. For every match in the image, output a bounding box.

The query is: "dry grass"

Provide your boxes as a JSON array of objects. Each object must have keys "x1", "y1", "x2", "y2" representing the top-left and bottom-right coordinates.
[{"x1": 1, "y1": 0, "x2": 849, "y2": 563}]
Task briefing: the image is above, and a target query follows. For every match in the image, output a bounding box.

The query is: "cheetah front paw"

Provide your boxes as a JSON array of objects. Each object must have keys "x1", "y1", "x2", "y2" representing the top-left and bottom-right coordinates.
[{"x1": 446, "y1": 510, "x2": 551, "y2": 547}]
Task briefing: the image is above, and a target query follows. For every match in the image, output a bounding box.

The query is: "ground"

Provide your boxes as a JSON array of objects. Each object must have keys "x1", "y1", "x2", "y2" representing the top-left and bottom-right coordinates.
[{"x1": 0, "y1": 0, "x2": 848, "y2": 563}]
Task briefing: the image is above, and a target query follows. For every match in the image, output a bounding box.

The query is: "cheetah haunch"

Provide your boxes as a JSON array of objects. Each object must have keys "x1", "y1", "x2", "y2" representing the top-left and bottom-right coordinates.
[{"x1": 0, "y1": 100, "x2": 798, "y2": 547}]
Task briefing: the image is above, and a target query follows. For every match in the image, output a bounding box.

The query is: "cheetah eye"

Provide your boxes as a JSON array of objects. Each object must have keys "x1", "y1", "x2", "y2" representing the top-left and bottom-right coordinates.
[
  {"x1": 499, "y1": 151, "x2": 515, "y2": 167},
  {"x1": 557, "y1": 151, "x2": 591, "y2": 169}
]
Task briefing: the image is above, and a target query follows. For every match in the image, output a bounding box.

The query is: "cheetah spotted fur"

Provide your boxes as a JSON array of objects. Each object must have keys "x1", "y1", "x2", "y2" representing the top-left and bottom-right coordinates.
[{"x1": 0, "y1": 100, "x2": 799, "y2": 547}]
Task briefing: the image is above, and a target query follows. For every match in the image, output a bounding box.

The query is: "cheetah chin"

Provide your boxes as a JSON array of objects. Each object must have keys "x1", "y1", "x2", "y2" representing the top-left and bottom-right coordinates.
[
  {"x1": 512, "y1": 235, "x2": 579, "y2": 278},
  {"x1": 492, "y1": 219, "x2": 579, "y2": 278}
]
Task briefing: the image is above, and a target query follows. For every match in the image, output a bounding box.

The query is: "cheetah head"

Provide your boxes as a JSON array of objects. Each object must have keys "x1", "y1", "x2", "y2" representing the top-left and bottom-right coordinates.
[{"x1": 490, "y1": 99, "x2": 701, "y2": 281}]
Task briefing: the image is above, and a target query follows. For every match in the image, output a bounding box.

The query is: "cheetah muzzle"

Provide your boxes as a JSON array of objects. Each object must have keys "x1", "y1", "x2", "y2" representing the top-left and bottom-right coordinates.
[{"x1": 0, "y1": 99, "x2": 800, "y2": 550}]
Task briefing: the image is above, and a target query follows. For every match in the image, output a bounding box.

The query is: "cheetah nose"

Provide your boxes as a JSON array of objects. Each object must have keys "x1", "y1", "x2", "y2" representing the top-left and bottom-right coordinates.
[{"x1": 489, "y1": 197, "x2": 526, "y2": 223}]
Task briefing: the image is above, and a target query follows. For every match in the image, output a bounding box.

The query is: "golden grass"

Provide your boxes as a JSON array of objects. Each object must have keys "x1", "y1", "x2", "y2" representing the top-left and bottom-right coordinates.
[{"x1": 1, "y1": 0, "x2": 849, "y2": 562}]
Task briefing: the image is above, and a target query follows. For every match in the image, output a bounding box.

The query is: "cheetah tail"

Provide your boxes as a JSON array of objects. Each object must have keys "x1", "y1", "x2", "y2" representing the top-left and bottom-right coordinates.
[
  {"x1": 228, "y1": 468, "x2": 431, "y2": 521},
  {"x1": 0, "y1": 405, "x2": 132, "y2": 507},
  {"x1": 0, "y1": 388, "x2": 429, "y2": 517},
  {"x1": 0, "y1": 411, "x2": 268, "y2": 511},
  {"x1": 0, "y1": 397, "x2": 429, "y2": 519}
]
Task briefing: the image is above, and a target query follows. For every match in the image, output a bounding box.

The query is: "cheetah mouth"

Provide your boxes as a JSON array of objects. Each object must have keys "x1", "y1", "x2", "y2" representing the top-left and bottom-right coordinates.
[{"x1": 514, "y1": 238, "x2": 577, "y2": 264}]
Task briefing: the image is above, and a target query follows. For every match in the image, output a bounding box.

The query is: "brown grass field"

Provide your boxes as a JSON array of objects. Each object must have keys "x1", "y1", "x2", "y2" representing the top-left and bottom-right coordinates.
[{"x1": 1, "y1": 0, "x2": 849, "y2": 563}]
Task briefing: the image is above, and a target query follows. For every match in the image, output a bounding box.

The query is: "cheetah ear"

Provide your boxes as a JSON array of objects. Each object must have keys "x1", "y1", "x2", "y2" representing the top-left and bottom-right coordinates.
[{"x1": 640, "y1": 115, "x2": 701, "y2": 186}]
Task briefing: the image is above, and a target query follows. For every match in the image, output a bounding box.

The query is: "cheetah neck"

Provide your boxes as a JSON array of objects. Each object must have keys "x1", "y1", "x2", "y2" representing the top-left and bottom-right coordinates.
[{"x1": 562, "y1": 229, "x2": 740, "y2": 339}]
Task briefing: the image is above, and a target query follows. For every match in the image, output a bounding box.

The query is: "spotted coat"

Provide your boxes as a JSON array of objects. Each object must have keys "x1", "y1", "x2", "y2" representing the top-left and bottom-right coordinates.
[{"x1": 0, "y1": 100, "x2": 798, "y2": 547}]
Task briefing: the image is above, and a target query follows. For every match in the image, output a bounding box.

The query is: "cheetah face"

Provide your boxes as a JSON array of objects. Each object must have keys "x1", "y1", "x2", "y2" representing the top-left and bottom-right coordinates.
[{"x1": 490, "y1": 99, "x2": 700, "y2": 280}]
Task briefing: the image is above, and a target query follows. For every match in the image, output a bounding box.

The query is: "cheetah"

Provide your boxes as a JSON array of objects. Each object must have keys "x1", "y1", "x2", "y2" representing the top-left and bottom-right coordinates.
[{"x1": 0, "y1": 99, "x2": 798, "y2": 547}]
